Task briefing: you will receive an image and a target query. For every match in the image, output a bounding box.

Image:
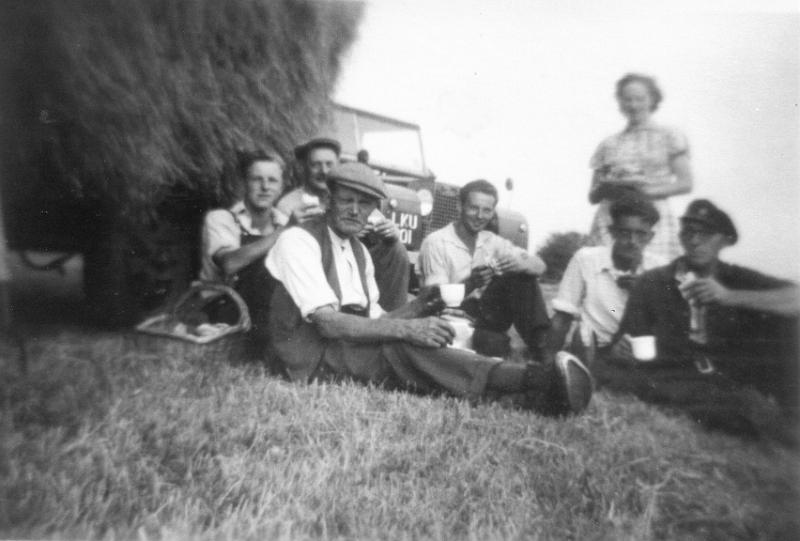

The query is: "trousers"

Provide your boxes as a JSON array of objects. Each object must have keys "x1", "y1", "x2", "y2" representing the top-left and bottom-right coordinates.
[
  {"x1": 592, "y1": 350, "x2": 798, "y2": 441},
  {"x1": 464, "y1": 273, "x2": 551, "y2": 358},
  {"x1": 312, "y1": 339, "x2": 501, "y2": 401}
]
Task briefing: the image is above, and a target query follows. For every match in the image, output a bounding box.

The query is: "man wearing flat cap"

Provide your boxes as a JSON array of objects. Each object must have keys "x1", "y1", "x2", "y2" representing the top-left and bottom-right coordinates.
[
  {"x1": 266, "y1": 162, "x2": 593, "y2": 417},
  {"x1": 596, "y1": 198, "x2": 800, "y2": 442},
  {"x1": 276, "y1": 137, "x2": 410, "y2": 311}
]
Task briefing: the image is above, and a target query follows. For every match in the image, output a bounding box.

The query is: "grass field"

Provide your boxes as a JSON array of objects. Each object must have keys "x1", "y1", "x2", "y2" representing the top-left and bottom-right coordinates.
[{"x1": 0, "y1": 263, "x2": 798, "y2": 540}]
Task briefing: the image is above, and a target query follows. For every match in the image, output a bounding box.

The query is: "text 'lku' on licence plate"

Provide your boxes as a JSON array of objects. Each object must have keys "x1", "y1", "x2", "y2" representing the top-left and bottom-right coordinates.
[{"x1": 391, "y1": 211, "x2": 419, "y2": 245}]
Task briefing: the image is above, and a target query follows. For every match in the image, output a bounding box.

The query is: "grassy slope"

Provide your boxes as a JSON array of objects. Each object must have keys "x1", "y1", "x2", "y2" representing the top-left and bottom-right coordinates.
[{"x1": 1, "y1": 325, "x2": 797, "y2": 540}]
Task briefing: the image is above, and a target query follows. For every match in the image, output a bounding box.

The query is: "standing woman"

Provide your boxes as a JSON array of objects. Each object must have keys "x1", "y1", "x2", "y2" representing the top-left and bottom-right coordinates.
[{"x1": 588, "y1": 73, "x2": 693, "y2": 260}]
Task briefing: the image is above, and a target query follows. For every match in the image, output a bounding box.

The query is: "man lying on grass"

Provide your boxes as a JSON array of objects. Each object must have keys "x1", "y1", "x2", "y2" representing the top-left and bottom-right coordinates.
[
  {"x1": 265, "y1": 162, "x2": 593, "y2": 416},
  {"x1": 598, "y1": 198, "x2": 800, "y2": 442}
]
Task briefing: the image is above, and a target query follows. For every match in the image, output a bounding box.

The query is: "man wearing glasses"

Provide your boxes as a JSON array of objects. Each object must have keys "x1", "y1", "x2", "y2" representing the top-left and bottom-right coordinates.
[
  {"x1": 597, "y1": 199, "x2": 800, "y2": 443},
  {"x1": 547, "y1": 194, "x2": 664, "y2": 362}
]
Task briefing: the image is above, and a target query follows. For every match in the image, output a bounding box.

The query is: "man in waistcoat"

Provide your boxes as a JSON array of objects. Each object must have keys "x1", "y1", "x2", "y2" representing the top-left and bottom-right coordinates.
[
  {"x1": 265, "y1": 162, "x2": 593, "y2": 416},
  {"x1": 276, "y1": 137, "x2": 410, "y2": 311}
]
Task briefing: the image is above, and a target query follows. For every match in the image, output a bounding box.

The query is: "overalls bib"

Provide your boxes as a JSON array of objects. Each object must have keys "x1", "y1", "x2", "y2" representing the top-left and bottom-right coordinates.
[{"x1": 228, "y1": 212, "x2": 277, "y2": 340}]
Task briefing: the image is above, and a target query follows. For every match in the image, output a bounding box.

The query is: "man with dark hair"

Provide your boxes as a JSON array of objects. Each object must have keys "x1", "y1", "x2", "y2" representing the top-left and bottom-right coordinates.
[
  {"x1": 265, "y1": 162, "x2": 593, "y2": 416},
  {"x1": 598, "y1": 199, "x2": 800, "y2": 442},
  {"x1": 547, "y1": 195, "x2": 664, "y2": 361},
  {"x1": 276, "y1": 137, "x2": 409, "y2": 311},
  {"x1": 418, "y1": 179, "x2": 551, "y2": 360},
  {"x1": 199, "y1": 150, "x2": 288, "y2": 344}
]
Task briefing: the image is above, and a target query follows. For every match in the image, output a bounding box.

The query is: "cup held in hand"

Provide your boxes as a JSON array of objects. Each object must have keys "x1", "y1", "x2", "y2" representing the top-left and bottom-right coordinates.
[
  {"x1": 629, "y1": 335, "x2": 657, "y2": 361},
  {"x1": 300, "y1": 193, "x2": 320, "y2": 207},
  {"x1": 443, "y1": 314, "x2": 473, "y2": 350},
  {"x1": 439, "y1": 283, "x2": 465, "y2": 308}
]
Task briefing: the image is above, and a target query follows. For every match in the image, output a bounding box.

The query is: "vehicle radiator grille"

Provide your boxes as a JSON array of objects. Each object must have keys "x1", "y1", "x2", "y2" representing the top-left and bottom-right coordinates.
[{"x1": 424, "y1": 183, "x2": 460, "y2": 237}]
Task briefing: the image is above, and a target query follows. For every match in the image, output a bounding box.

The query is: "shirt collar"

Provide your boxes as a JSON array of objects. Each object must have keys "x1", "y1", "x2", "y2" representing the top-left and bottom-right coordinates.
[
  {"x1": 444, "y1": 222, "x2": 493, "y2": 250},
  {"x1": 624, "y1": 119, "x2": 655, "y2": 133},
  {"x1": 599, "y1": 245, "x2": 659, "y2": 276},
  {"x1": 230, "y1": 201, "x2": 248, "y2": 215},
  {"x1": 230, "y1": 201, "x2": 284, "y2": 233},
  {"x1": 327, "y1": 226, "x2": 351, "y2": 250},
  {"x1": 597, "y1": 246, "x2": 615, "y2": 273}
]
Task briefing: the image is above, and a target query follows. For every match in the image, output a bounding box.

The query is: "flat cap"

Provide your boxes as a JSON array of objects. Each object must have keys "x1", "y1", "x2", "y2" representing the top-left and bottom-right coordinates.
[
  {"x1": 680, "y1": 199, "x2": 738, "y2": 244},
  {"x1": 327, "y1": 162, "x2": 387, "y2": 200},
  {"x1": 293, "y1": 137, "x2": 341, "y2": 161}
]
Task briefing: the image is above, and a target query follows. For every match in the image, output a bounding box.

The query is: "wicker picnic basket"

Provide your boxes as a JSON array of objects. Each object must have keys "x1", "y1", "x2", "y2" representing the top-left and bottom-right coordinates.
[{"x1": 133, "y1": 282, "x2": 252, "y2": 363}]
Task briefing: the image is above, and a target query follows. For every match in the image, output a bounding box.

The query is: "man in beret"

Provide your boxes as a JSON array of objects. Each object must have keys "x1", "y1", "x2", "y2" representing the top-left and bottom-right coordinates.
[
  {"x1": 266, "y1": 162, "x2": 593, "y2": 417},
  {"x1": 597, "y1": 199, "x2": 800, "y2": 442},
  {"x1": 276, "y1": 137, "x2": 409, "y2": 311}
]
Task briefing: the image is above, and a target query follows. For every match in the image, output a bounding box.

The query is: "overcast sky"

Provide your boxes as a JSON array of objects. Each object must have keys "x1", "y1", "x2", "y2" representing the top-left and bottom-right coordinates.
[{"x1": 335, "y1": 0, "x2": 800, "y2": 280}]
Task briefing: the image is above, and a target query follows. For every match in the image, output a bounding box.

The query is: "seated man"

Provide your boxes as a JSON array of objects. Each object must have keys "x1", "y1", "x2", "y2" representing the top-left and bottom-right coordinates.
[
  {"x1": 199, "y1": 150, "x2": 288, "y2": 346},
  {"x1": 276, "y1": 137, "x2": 409, "y2": 311},
  {"x1": 547, "y1": 195, "x2": 665, "y2": 362},
  {"x1": 597, "y1": 199, "x2": 800, "y2": 441},
  {"x1": 417, "y1": 179, "x2": 550, "y2": 360},
  {"x1": 265, "y1": 162, "x2": 593, "y2": 416}
]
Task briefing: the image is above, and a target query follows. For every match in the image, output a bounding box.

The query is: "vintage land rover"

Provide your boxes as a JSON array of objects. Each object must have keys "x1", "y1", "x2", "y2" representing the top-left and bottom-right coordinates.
[{"x1": 327, "y1": 104, "x2": 530, "y2": 288}]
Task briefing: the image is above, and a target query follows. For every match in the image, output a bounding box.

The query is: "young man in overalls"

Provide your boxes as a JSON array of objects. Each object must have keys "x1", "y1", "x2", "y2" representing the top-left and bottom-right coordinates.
[{"x1": 199, "y1": 150, "x2": 288, "y2": 354}]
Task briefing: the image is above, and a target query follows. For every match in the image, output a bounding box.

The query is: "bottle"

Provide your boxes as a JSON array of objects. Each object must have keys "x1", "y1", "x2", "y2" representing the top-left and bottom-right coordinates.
[{"x1": 678, "y1": 271, "x2": 707, "y2": 345}]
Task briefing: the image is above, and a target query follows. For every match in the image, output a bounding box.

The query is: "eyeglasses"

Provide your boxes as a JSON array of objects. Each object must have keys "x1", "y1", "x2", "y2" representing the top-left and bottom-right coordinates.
[
  {"x1": 679, "y1": 227, "x2": 717, "y2": 242},
  {"x1": 610, "y1": 227, "x2": 652, "y2": 242}
]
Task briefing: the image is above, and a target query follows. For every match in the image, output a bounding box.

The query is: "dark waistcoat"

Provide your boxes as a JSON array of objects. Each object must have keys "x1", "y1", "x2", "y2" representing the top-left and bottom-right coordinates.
[{"x1": 268, "y1": 218, "x2": 370, "y2": 381}]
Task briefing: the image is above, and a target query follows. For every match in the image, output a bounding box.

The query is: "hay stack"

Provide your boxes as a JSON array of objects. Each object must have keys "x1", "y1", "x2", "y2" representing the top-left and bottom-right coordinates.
[
  {"x1": 1, "y1": 0, "x2": 362, "y2": 218},
  {"x1": 0, "y1": 0, "x2": 363, "y2": 323}
]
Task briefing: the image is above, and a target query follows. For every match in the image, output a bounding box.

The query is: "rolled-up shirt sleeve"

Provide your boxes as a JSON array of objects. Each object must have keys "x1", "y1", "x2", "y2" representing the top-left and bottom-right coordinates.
[
  {"x1": 203, "y1": 210, "x2": 239, "y2": 260},
  {"x1": 551, "y1": 252, "x2": 585, "y2": 316},
  {"x1": 200, "y1": 210, "x2": 240, "y2": 281},
  {"x1": 266, "y1": 228, "x2": 339, "y2": 319}
]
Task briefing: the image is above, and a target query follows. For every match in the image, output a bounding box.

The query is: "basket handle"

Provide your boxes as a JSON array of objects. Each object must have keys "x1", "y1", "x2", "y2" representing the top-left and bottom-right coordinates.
[{"x1": 173, "y1": 281, "x2": 252, "y2": 332}]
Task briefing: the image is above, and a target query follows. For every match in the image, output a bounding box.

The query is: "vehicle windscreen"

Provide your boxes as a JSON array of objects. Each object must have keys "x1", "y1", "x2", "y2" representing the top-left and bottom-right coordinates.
[{"x1": 328, "y1": 105, "x2": 427, "y2": 177}]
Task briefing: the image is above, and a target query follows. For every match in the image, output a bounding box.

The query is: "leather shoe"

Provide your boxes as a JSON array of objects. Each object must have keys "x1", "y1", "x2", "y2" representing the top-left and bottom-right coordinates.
[{"x1": 553, "y1": 351, "x2": 593, "y2": 414}]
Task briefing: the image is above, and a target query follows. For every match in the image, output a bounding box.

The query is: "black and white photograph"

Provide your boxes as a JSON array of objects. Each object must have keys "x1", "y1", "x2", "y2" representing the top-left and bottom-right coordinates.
[{"x1": 1, "y1": 0, "x2": 798, "y2": 539}]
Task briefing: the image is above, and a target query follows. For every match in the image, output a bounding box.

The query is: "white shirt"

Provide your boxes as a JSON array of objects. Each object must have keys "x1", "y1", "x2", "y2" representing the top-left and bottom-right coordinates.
[
  {"x1": 418, "y1": 222, "x2": 526, "y2": 286},
  {"x1": 552, "y1": 245, "x2": 665, "y2": 347},
  {"x1": 199, "y1": 202, "x2": 288, "y2": 282},
  {"x1": 266, "y1": 225, "x2": 384, "y2": 320}
]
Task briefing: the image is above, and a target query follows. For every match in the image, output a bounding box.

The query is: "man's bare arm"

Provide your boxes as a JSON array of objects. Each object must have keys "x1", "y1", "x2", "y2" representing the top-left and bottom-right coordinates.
[
  {"x1": 681, "y1": 278, "x2": 800, "y2": 317},
  {"x1": 310, "y1": 306, "x2": 454, "y2": 348},
  {"x1": 720, "y1": 285, "x2": 800, "y2": 316},
  {"x1": 213, "y1": 227, "x2": 285, "y2": 277}
]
